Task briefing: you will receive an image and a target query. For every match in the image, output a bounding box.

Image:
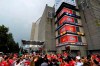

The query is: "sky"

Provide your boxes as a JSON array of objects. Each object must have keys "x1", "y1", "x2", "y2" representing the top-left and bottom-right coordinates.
[{"x1": 0, "y1": 0, "x2": 54, "y2": 46}]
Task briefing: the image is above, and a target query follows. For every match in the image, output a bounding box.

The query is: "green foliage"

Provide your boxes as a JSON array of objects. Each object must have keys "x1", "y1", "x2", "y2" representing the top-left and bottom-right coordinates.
[
  {"x1": 0, "y1": 25, "x2": 8, "y2": 45},
  {"x1": 0, "y1": 25, "x2": 20, "y2": 53}
]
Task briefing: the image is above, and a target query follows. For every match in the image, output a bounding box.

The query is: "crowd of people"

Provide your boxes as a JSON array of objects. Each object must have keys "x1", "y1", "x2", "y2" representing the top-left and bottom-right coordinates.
[{"x1": 0, "y1": 52, "x2": 100, "y2": 66}]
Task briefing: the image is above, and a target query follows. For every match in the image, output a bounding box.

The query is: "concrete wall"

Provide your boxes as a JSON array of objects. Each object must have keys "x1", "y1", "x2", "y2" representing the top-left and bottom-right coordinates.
[
  {"x1": 57, "y1": 45, "x2": 87, "y2": 57},
  {"x1": 32, "y1": 5, "x2": 56, "y2": 52},
  {"x1": 77, "y1": 0, "x2": 100, "y2": 51},
  {"x1": 44, "y1": 5, "x2": 56, "y2": 51},
  {"x1": 34, "y1": 18, "x2": 41, "y2": 41},
  {"x1": 30, "y1": 23, "x2": 36, "y2": 40}
]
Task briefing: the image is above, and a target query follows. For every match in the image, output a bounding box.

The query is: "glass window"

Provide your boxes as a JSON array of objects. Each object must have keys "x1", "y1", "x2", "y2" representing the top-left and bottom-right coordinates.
[
  {"x1": 78, "y1": 36, "x2": 82, "y2": 42},
  {"x1": 76, "y1": 27, "x2": 80, "y2": 32},
  {"x1": 75, "y1": 19, "x2": 78, "y2": 23}
]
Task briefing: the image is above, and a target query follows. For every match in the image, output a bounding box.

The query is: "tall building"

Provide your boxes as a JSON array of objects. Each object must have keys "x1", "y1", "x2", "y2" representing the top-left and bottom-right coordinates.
[
  {"x1": 30, "y1": 18, "x2": 41, "y2": 41},
  {"x1": 30, "y1": 5, "x2": 56, "y2": 53},
  {"x1": 55, "y1": 0, "x2": 87, "y2": 56},
  {"x1": 77, "y1": 0, "x2": 100, "y2": 54},
  {"x1": 30, "y1": 18, "x2": 41, "y2": 50},
  {"x1": 30, "y1": 0, "x2": 100, "y2": 55},
  {"x1": 30, "y1": 22, "x2": 36, "y2": 40}
]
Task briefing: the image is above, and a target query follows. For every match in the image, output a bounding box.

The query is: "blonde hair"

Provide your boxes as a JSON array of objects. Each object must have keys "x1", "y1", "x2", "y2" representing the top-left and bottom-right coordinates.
[{"x1": 30, "y1": 56, "x2": 39, "y2": 66}]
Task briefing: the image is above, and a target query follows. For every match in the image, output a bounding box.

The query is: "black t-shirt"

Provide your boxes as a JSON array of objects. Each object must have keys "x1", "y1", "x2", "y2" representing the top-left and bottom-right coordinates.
[{"x1": 35, "y1": 57, "x2": 44, "y2": 66}]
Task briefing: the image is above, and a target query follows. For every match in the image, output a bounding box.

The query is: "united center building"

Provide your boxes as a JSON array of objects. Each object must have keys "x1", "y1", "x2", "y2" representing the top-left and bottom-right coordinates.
[{"x1": 30, "y1": 0, "x2": 100, "y2": 55}]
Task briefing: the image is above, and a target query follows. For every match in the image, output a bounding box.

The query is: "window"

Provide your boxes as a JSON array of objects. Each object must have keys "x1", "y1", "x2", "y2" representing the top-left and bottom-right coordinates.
[
  {"x1": 78, "y1": 36, "x2": 82, "y2": 42},
  {"x1": 48, "y1": 11, "x2": 53, "y2": 19},
  {"x1": 75, "y1": 19, "x2": 78, "y2": 23},
  {"x1": 76, "y1": 27, "x2": 80, "y2": 32}
]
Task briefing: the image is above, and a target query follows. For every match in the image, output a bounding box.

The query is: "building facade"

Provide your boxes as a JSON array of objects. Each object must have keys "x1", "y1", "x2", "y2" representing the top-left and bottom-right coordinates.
[
  {"x1": 55, "y1": 0, "x2": 87, "y2": 56},
  {"x1": 30, "y1": 5, "x2": 56, "y2": 53},
  {"x1": 30, "y1": 0, "x2": 100, "y2": 55},
  {"x1": 77, "y1": 0, "x2": 100, "y2": 54}
]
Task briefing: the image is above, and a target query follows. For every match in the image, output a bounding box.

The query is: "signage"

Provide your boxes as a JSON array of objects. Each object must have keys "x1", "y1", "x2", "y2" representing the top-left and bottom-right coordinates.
[
  {"x1": 59, "y1": 15, "x2": 74, "y2": 25},
  {"x1": 57, "y1": 7, "x2": 73, "y2": 18},
  {"x1": 60, "y1": 35, "x2": 78, "y2": 43},
  {"x1": 21, "y1": 40, "x2": 44, "y2": 45},
  {"x1": 55, "y1": 0, "x2": 76, "y2": 12},
  {"x1": 60, "y1": 25, "x2": 76, "y2": 35}
]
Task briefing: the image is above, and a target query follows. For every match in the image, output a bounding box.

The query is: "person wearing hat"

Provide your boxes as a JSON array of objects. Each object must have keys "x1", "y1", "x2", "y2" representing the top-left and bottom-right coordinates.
[{"x1": 75, "y1": 56, "x2": 83, "y2": 66}]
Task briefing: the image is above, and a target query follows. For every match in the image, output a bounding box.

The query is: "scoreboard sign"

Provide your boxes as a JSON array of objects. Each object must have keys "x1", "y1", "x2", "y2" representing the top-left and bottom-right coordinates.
[
  {"x1": 60, "y1": 35, "x2": 78, "y2": 43},
  {"x1": 59, "y1": 15, "x2": 74, "y2": 25},
  {"x1": 60, "y1": 24, "x2": 76, "y2": 34},
  {"x1": 57, "y1": 7, "x2": 73, "y2": 18}
]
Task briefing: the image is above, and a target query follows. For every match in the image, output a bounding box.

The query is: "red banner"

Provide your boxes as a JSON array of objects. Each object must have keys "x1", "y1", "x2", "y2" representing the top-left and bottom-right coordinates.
[
  {"x1": 60, "y1": 25, "x2": 76, "y2": 34},
  {"x1": 60, "y1": 35, "x2": 78, "y2": 43},
  {"x1": 59, "y1": 15, "x2": 74, "y2": 25},
  {"x1": 58, "y1": 7, "x2": 73, "y2": 18}
]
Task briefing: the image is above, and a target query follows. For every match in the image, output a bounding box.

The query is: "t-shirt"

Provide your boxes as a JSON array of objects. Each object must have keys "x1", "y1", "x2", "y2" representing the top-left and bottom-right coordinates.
[
  {"x1": 14, "y1": 63, "x2": 22, "y2": 66},
  {"x1": 64, "y1": 63, "x2": 70, "y2": 66},
  {"x1": 9, "y1": 59, "x2": 14, "y2": 66},
  {"x1": 14, "y1": 62, "x2": 24, "y2": 66},
  {"x1": 69, "y1": 61, "x2": 76, "y2": 66},
  {"x1": 24, "y1": 61, "x2": 30, "y2": 66},
  {"x1": 0, "y1": 61, "x2": 9, "y2": 66},
  {"x1": 41, "y1": 62, "x2": 48, "y2": 66},
  {"x1": 75, "y1": 62, "x2": 83, "y2": 66}
]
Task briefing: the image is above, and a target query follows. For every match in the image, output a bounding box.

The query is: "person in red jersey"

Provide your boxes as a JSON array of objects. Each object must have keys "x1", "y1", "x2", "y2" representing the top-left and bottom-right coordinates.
[
  {"x1": 0, "y1": 56, "x2": 9, "y2": 66},
  {"x1": 60, "y1": 59, "x2": 67, "y2": 66},
  {"x1": 69, "y1": 57, "x2": 76, "y2": 66},
  {"x1": 24, "y1": 59, "x2": 30, "y2": 66},
  {"x1": 8, "y1": 56, "x2": 14, "y2": 66},
  {"x1": 63, "y1": 59, "x2": 70, "y2": 66}
]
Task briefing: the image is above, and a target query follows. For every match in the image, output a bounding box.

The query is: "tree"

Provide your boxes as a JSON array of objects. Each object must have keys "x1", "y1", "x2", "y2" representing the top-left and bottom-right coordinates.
[
  {"x1": 0, "y1": 25, "x2": 8, "y2": 45},
  {"x1": 0, "y1": 25, "x2": 20, "y2": 53}
]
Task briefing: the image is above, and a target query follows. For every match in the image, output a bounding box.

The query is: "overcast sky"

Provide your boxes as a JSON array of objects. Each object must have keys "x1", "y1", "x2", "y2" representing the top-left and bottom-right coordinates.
[{"x1": 0, "y1": 0, "x2": 54, "y2": 45}]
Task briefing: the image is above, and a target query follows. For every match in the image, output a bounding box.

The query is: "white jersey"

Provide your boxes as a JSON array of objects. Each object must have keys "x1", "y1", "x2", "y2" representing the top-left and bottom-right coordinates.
[
  {"x1": 14, "y1": 62, "x2": 22, "y2": 66},
  {"x1": 14, "y1": 61, "x2": 25, "y2": 66},
  {"x1": 75, "y1": 62, "x2": 83, "y2": 66}
]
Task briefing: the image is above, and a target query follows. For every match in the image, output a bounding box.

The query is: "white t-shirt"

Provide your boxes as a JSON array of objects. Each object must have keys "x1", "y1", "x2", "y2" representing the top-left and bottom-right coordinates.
[
  {"x1": 41, "y1": 62, "x2": 48, "y2": 66},
  {"x1": 14, "y1": 61, "x2": 25, "y2": 66},
  {"x1": 0, "y1": 57, "x2": 3, "y2": 62},
  {"x1": 75, "y1": 62, "x2": 83, "y2": 66},
  {"x1": 14, "y1": 63, "x2": 22, "y2": 66}
]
